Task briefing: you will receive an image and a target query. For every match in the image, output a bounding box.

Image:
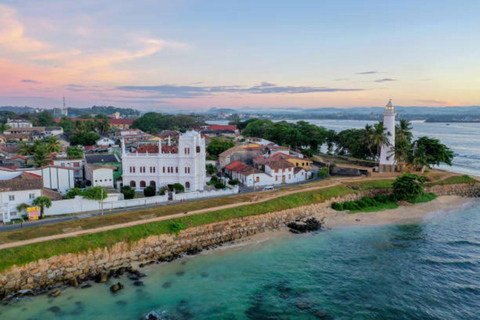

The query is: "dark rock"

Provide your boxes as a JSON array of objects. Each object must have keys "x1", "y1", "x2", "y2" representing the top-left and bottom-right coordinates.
[
  {"x1": 69, "y1": 278, "x2": 79, "y2": 287},
  {"x1": 295, "y1": 299, "x2": 315, "y2": 310},
  {"x1": 312, "y1": 309, "x2": 328, "y2": 319},
  {"x1": 200, "y1": 272, "x2": 209, "y2": 278},
  {"x1": 162, "y1": 282, "x2": 172, "y2": 289},
  {"x1": 116, "y1": 267, "x2": 126, "y2": 276},
  {"x1": 176, "y1": 271, "x2": 185, "y2": 277},
  {"x1": 128, "y1": 274, "x2": 140, "y2": 281},
  {"x1": 287, "y1": 218, "x2": 323, "y2": 233},
  {"x1": 96, "y1": 272, "x2": 109, "y2": 283},
  {"x1": 116, "y1": 300, "x2": 128, "y2": 306},
  {"x1": 81, "y1": 284, "x2": 92, "y2": 289},
  {"x1": 110, "y1": 282, "x2": 124, "y2": 293},
  {"x1": 133, "y1": 281, "x2": 144, "y2": 287},
  {"x1": 146, "y1": 311, "x2": 162, "y2": 320}
]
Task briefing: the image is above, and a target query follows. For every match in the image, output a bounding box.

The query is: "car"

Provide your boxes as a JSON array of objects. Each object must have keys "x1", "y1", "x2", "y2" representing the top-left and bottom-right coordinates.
[{"x1": 262, "y1": 186, "x2": 274, "y2": 191}]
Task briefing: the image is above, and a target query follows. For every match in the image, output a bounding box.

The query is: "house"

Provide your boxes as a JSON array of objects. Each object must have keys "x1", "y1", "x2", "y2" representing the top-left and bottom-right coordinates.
[
  {"x1": 6, "y1": 119, "x2": 32, "y2": 128},
  {"x1": 45, "y1": 127, "x2": 64, "y2": 137},
  {"x1": 224, "y1": 160, "x2": 273, "y2": 187},
  {"x1": 157, "y1": 130, "x2": 181, "y2": 140},
  {"x1": 21, "y1": 166, "x2": 78, "y2": 194},
  {"x1": 85, "y1": 164, "x2": 115, "y2": 188},
  {"x1": 85, "y1": 154, "x2": 122, "y2": 184},
  {"x1": 265, "y1": 160, "x2": 311, "y2": 184},
  {"x1": 115, "y1": 129, "x2": 152, "y2": 146},
  {"x1": 254, "y1": 153, "x2": 313, "y2": 171},
  {"x1": 0, "y1": 134, "x2": 30, "y2": 142},
  {"x1": 219, "y1": 145, "x2": 263, "y2": 168},
  {"x1": 96, "y1": 137, "x2": 116, "y2": 147},
  {"x1": 4, "y1": 127, "x2": 45, "y2": 135},
  {"x1": 122, "y1": 130, "x2": 206, "y2": 192},
  {"x1": 109, "y1": 119, "x2": 135, "y2": 130},
  {"x1": 0, "y1": 172, "x2": 43, "y2": 222}
]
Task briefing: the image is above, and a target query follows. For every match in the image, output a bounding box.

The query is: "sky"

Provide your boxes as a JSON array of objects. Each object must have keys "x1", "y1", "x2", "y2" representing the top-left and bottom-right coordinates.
[{"x1": 1, "y1": 0, "x2": 479, "y2": 111}]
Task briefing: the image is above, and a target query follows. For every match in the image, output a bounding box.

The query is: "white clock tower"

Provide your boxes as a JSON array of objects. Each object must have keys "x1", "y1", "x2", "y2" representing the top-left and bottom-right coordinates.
[{"x1": 379, "y1": 99, "x2": 396, "y2": 172}]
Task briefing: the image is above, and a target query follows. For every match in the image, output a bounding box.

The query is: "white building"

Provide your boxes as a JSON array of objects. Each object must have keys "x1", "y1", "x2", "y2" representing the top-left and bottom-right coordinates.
[
  {"x1": 265, "y1": 160, "x2": 310, "y2": 184},
  {"x1": 96, "y1": 137, "x2": 116, "y2": 147},
  {"x1": 23, "y1": 166, "x2": 77, "y2": 194},
  {"x1": 379, "y1": 99, "x2": 396, "y2": 172},
  {"x1": 85, "y1": 164, "x2": 114, "y2": 188},
  {"x1": 6, "y1": 119, "x2": 32, "y2": 128},
  {"x1": 0, "y1": 172, "x2": 43, "y2": 222},
  {"x1": 122, "y1": 130, "x2": 206, "y2": 192}
]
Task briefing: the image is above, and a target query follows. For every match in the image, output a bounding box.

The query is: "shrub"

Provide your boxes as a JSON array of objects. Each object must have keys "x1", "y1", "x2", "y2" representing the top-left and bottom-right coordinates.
[
  {"x1": 143, "y1": 185, "x2": 156, "y2": 197},
  {"x1": 206, "y1": 164, "x2": 217, "y2": 175},
  {"x1": 169, "y1": 222, "x2": 186, "y2": 236},
  {"x1": 392, "y1": 173, "x2": 425, "y2": 201},
  {"x1": 82, "y1": 187, "x2": 108, "y2": 200},
  {"x1": 173, "y1": 183, "x2": 185, "y2": 193},
  {"x1": 375, "y1": 195, "x2": 389, "y2": 203},
  {"x1": 65, "y1": 188, "x2": 83, "y2": 199},
  {"x1": 210, "y1": 175, "x2": 218, "y2": 182},
  {"x1": 158, "y1": 186, "x2": 169, "y2": 196},
  {"x1": 329, "y1": 163, "x2": 336, "y2": 174},
  {"x1": 228, "y1": 179, "x2": 239, "y2": 186},
  {"x1": 331, "y1": 202, "x2": 344, "y2": 211},
  {"x1": 317, "y1": 167, "x2": 329, "y2": 179},
  {"x1": 214, "y1": 181, "x2": 226, "y2": 189},
  {"x1": 121, "y1": 186, "x2": 136, "y2": 200}
]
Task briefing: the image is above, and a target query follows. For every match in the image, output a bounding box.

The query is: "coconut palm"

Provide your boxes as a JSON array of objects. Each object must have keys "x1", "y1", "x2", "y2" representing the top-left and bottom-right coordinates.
[
  {"x1": 43, "y1": 136, "x2": 62, "y2": 153},
  {"x1": 32, "y1": 196, "x2": 52, "y2": 219},
  {"x1": 33, "y1": 146, "x2": 49, "y2": 167},
  {"x1": 396, "y1": 119, "x2": 413, "y2": 144},
  {"x1": 369, "y1": 122, "x2": 390, "y2": 162},
  {"x1": 19, "y1": 142, "x2": 33, "y2": 155}
]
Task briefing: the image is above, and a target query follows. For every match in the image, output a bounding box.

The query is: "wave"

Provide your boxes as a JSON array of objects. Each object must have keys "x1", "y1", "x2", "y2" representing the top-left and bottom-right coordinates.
[
  {"x1": 445, "y1": 240, "x2": 480, "y2": 247},
  {"x1": 453, "y1": 153, "x2": 480, "y2": 160},
  {"x1": 422, "y1": 258, "x2": 478, "y2": 268}
]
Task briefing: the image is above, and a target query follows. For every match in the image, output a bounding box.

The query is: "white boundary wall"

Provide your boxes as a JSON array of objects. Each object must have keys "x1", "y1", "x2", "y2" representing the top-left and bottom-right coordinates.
[
  {"x1": 45, "y1": 194, "x2": 168, "y2": 216},
  {"x1": 172, "y1": 186, "x2": 239, "y2": 201}
]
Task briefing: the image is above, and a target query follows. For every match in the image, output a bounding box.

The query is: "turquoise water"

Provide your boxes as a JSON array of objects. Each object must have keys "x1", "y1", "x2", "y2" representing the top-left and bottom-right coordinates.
[{"x1": 1, "y1": 200, "x2": 479, "y2": 319}]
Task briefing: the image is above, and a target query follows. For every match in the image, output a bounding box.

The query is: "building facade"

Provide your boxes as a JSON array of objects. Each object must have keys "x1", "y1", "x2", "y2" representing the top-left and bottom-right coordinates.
[
  {"x1": 122, "y1": 131, "x2": 206, "y2": 192},
  {"x1": 379, "y1": 99, "x2": 396, "y2": 172}
]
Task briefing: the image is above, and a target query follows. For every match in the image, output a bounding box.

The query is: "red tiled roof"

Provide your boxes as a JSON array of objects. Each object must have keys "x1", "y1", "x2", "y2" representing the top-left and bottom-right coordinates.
[
  {"x1": 267, "y1": 159, "x2": 294, "y2": 170},
  {"x1": 135, "y1": 145, "x2": 179, "y2": 154},
  {"x1": 239, "y1": 166, "x2": 264, "y2": 176},
  {"x1": 24, "y1": 171, "x2": 42, "y2": 178},
  {"x1": 109, "y1": 119, "x2": 135, "y2": 125},
  {"x1": 209, "y1": 124, "x2": 237, "y2": 132},
  {"x1": 224, "y1": 160, "x2": 248, "y2": 172}
]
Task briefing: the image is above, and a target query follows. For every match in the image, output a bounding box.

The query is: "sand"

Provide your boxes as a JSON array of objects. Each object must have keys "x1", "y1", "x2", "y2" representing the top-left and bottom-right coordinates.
[{"x1": 323, "y1": 195, "x2": 476, "y2": 229}]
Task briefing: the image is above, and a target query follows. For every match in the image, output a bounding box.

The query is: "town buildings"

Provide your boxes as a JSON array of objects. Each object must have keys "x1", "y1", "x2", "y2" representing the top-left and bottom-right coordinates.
[
  {"x1": 6, "y1": 119, "x2": 32, "y2": 128},
  {"x1": 122, "y1": 131, "x2": 206, "y2": 192}
]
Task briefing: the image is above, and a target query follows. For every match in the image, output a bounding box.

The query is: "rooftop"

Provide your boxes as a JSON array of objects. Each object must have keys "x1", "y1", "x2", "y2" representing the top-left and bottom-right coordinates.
[{"x1": 85, "y1": 154, "x2": 120, "y2": 164}]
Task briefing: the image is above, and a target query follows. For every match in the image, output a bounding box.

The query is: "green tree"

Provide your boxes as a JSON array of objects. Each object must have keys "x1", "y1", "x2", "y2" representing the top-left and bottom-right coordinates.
[
  {"x1": 206, "y1": 138, "x2": 235, "y2": 157},
  {"x1": 369, "y1": 122, "x2": 390, "y2": 162},
  {"x1": 241, "y1": 119, "x2": 273, "y2": 137},
  {"x1": 43, "y1": 136, "x2": 62, "y2": 153},
  {"x1": 67, "y1": 146, "x2": 83, "y2": 159},
  {"x1": 396, "y1": 119, "x2": 413, "y2": 143},
  {"x1": 392, "y1": 173, "x2": 425, "y2": 201},
  {"x1": 69, "y1": 132, "x2": 100, "y2": 146},
  {"x1": 59, "y1": 117, "x2": 75, "y2": 133},
  {"x1": 206, "y1": 163, "x2": 217, "y2": 175},
  {"x1": 32, "y1": 196, "x2": 52, "y2": 219},
  {"x1": 16, "y1": 203, "x2": 29, "y2": 217},
  {"x1": 411, "y1": 137, "x2": 454, "y2": 168},
  {"x1": 34, "y1": 110, "x2": 54, "y2": 126},
  {"x1": 33, "y1": 146, "x2": 49, "y2": 167},
  {"x1": 0, "y1": 123, "x2": 11, "y2": 134},
  {"x1": 143, "y1": 185, "x2": 156, "y2": 197},
  {"x1": 172, "y1": 183, "x2": 185, "y2": 193},
  {"x1": 81, "y1": 187, "x2": 108, "y2": 200},
  {"x1": 19, "y1": 142, "x2": 33, "y2": 156},
  {"x1": 121, "y1": 186, "x2": 136, "y2": 199}
]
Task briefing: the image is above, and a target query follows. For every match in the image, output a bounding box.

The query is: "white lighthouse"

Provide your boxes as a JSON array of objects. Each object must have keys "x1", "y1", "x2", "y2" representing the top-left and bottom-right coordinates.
[{"x1": 379, "y1": 99, "x2": 396, "y2": 172}]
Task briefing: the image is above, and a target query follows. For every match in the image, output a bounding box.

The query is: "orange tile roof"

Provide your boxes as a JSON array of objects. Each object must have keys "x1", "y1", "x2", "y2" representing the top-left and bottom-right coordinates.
[{"x1": 224, "y1": 160, "x2": 249, "y2": 172}]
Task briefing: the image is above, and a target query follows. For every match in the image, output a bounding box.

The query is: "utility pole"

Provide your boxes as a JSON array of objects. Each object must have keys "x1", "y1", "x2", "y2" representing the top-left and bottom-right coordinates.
[{"x1": 101, "y1": 188, "x2": 104, "y2": 215}]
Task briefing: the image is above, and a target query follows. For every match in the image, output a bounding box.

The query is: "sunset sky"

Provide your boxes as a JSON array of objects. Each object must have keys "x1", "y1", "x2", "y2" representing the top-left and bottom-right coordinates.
[{"x1": 1, "y1": 0, "x2": 479, "y2": 111}]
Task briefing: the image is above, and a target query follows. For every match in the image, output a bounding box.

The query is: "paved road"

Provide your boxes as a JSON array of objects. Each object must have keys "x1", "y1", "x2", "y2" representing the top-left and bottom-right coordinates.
[{"x1": 0, "y1": 174, "x2": 322, "y2": 233}]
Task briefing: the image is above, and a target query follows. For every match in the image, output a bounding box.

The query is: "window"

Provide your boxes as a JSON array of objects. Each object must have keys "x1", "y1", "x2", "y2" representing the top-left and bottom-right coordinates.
[
  {"x1": 256, "y1": 177, "x2": 260, "y2": 183},
  {"x1": 176, "y1": 167, "x2": 178, "y2": 173},
  {"x1": 275, "y1": 176, "x2": 278, "y2": 182},
  {"x1": 289, "y1": 175, "x2": 291, "y2": 179},
  {"x1": 140, "y1": 166, "x2": 146, "y2": 173},
  {"x1": 196, "y1": 146, "x2": 201, "y2": 153},
  {"x1": 130, "y1": 181, "x2": 136, "y2": 187},
  {"x1": 130, "y1": 166, "x2": 136, "y2": 173},
  {"x1": 185, "y1": 181, "x2": 191, "y2": 190},
  {"x1": 150, "y1": 181, "x2": 156, "y2": 186},
  {"x1": 163, "y1": 166, "x2": 165, "y2": 173},
  {"x1": 150, "y1": 166, "x2": 156, "y2": 173},
  {"x1": 185, "y1": 147, "x2": 190, "y2": 154},
  {"x1": 8, "y1": 195, "x2": 15, "y2": 201},
  {"x1": 275, "y1": 169, "x2": 279, "y2": 173},
  {"x1": 140, "y1": 181, "x2": 146, "y2": 188},
  {"x1": 29, "y1": 193, "x2": 35, "y2": 199},
  {"x1": 185, "y1": 167, "x2": 191, "y2": 174}
]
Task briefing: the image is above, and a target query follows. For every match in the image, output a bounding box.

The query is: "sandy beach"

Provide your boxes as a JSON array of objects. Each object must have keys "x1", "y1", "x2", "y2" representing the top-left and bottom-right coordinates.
[{"x1": 323, "y1": 195, "x2": 478, "y2": 229}]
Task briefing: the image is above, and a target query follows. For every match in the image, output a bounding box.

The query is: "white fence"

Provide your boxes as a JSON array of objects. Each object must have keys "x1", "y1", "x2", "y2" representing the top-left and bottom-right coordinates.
[
  {"x1": 172, "y1": 186, "x2": 239, "y2": 201},
  {"x1": 45, "y1": 194, "x2": 169, "y2": 216}
]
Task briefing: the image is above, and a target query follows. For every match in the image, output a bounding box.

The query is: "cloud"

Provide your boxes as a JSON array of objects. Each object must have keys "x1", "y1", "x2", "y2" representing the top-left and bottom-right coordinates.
[
  {"x1": 334, "y1": 78, "x2": 349, "y2": 81},
  {"x1": 356, "y1": 71, "x2": 378, "y2": 75},
  {"x1": 416, "y1": 99, "x2": 449, "y2": 105},
  {"x1": 116, "y1": 84, "x2": 364, "y2": 98},
  {"x1": 21, "y1": 79, "x2": 40, "y2": 84},
  {"x1": 374, "y1": 78, "x2": 396, "y2": 83},
  {"x1": 0, "y1": 4, "x2": 47, "y2": 52}
]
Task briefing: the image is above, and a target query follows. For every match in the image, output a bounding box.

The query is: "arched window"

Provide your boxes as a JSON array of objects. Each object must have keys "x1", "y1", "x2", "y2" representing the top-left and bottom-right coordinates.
[
  {"x1": 140, "y1": 181, "x2": 146, "y2": 188},
  {"x1": 185, "y1": 181, "x2": 191, "y2": 190},
  {"x1": 150, "y1": 181, "x2": 156, "y2": 187},
  {"x1": 130, "y1": 181, "x2": 136, "y2": 187}
]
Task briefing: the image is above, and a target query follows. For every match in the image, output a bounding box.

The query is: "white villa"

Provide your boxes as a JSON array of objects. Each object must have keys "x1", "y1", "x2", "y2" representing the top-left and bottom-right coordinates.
[{"x1": 121, "y1": 131, "x2": 206, "y2": 192}]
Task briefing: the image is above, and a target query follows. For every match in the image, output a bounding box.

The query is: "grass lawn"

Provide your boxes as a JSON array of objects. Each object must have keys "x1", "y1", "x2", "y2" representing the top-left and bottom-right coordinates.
[
  {"x1": 425, "y1": 175, "x2": 477, "y2": 186},
  {"x1": 349, "y1": 202, "x2": 399, "y2": 213}
]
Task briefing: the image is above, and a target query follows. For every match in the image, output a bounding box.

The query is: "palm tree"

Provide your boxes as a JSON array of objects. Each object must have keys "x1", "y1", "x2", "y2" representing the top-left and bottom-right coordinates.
[
  {"x1": 18, "y1": 142, "x2": 33, "y2": 155},
  {"x1": 370, "y1": 122, "x2": 390, "y2": 162},
  {"x1": 32, "y1": 196, "x2": 52, "y2": 219},
  {"x1": 362, "y1": 124, "x2": 375, "y2": 160},
  {"x1": 33, "y1": 146, "x2": 49, "y2": 167},
  {"x1": 396, "y1": 119, "x2": 413, "y2": 144},
  {"x1": 43, "y1": 137, "x2": 62, "y2": 153},
  {"x1": 0, "y1": 123, "x2": 11, "y2": 134}
]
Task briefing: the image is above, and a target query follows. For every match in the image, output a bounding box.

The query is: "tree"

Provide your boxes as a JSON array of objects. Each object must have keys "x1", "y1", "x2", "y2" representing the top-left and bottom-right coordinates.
[
  {"x1": 67, "y1": 146, "x2": 83, "y2": 159},
  {"x1": 143, "y1": 185, "x2": 156, "y2": 197},
  {"x1": 32, "y1": 196, "x2": 52, "y2": 219},
  {"x1": 82, "y1": 187, "x2": 108, "y2": 200},
  {"x1": 369, "y1": 122, "x2": 390, "y2": 162},
  {"x1": 34, "y1": 110, "x2": 54, "y2": 126},
  {"x1": 396, "y1": 119, "x2": 413, "y2": 144},
  {"x1": 172, "y1": 183, "x2": 185, "y2": 193},
  {"x1": 19, "y1": 142, "x2": 33, "y2": 156},
  {"x1": 241, "y1": 119, "x2": 273, "y2": 137},
  {"x1": 132, "y1": 112, "x2": 205, "y2": 133},
  {"x1": 59, "y1": 117, "x2": 75, "y2": 133},
  {"x1": 33, "y1": 146, "x2": 49, "y2": 167},
  {"x1": 411, "y1": 137, "x2": 454, "y2": 168},
  {"x1": 121, "y1": 186, "x2": 136, "y2": 199},
  {"x1": 228, "y1": 179, "x2": 239, "y2": 185},
  {"x1": 16, "y1": 203, "x2": 29, "y2": 217},
  {"x1": 206, "y1": 138, "x2": 235, "y2": 157},
  {"x1": 206, "y1": 164, "x2": 217, "y2": 175},
  {"x1": 317, "y1": 167, "x2": 329, "y2": 179},
  {"x1": 43, "y1": 136, "x2": 62, "y2": 153},
  {"x1": 392, "y1": 173, "x2": 425, "y2": 201},
  {"x1": 0, "y1": 123, "x2": 11, "y2": 134},
  {"x1": 69, "y1": 132, "x2": 100, "y2": 146}
]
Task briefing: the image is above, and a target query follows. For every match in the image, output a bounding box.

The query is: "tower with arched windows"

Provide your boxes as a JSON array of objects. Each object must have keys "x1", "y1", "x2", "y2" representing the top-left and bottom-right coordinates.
[
  {"x1": 379, "y1": 99, "x2": 396, "y2": 172},
  {"x1": 121, "y1": 130, "x2": 206, "y2": 192}
]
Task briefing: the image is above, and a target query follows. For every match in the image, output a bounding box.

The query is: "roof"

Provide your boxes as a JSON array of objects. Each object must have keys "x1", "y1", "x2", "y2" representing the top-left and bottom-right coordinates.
[
  {"x1": 293, "y1": 167, "x2": 305, "y2": 174},
  {"x1": 0, "y1": 172, "x2": 43, "y2": 192},
  {"x1": 224, "y1": 160, "x2": 249, "y2": 172},
  {"x1": 134, "y1": 145, "x2": 179, "y2": 154},
  {"x1": 109, "y1": 119, "x2": 135, "y2": 125},
  {"x1": 267, "y1": 159, "x2": 294, "y2": 170},
  {"x1": 85, "y1": 154, "x2": 120, "y2": 164},
  {"x1": 4, "y1": 127, "x2": 45, "y2": 132},
  {"x1": 157, "y1": 130, "x2": 181, "y2": 139},
  {"x1": 272, "y1": 152, "x2": 312, "y2": 162},
  {"x1": 219, "y1": 145, "x2": 262, "y2": 158},
  {"x1": 208, "y1": 124, "x2": 237, "y2": 132},
  {"x1": 239, "y1": 166, "x2": 264, "y2": 176},
  {"x1": 86, "y1": 163, "x2": 116, "y2": 171}
]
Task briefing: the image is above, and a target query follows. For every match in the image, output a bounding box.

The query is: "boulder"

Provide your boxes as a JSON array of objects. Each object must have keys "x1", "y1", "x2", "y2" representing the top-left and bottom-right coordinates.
[
  {"x1": 110, "y1": 282, "x2": 124, "y2": 293},
  {"x1": 49, "y1": 289, "x2": 61, "y2": 297}
]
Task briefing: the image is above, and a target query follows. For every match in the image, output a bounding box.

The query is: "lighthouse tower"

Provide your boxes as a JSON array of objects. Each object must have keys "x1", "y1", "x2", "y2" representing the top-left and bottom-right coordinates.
[{"x1": 379, "y1": 99, "x2": 396, "y2": 172}]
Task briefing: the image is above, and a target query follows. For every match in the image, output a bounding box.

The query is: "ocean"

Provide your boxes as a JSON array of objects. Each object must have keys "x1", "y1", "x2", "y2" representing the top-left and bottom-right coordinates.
[{"x1": 0, "y1": 121, "x2": 479, "y2": 320}]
